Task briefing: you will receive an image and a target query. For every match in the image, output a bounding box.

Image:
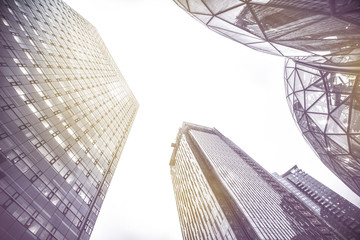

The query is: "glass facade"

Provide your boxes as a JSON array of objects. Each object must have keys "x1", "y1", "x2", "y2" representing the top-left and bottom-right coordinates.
[
  {"x1": 170, "y1": 122, "x2": 341, "y2": 240},
  {"x1": 172, "y1": 0, "x2": 360, "y2": 65},
  {"x1": 274, "y1": 165, "x2": 360, "y2": 239},
  {"x1": 170, "y1": 133, "x2": 236, "y2": 240},
  {"x1": 285, "y1": 58, "x2": 360, "y2": 197},
  {"x1": 0, "y1": 0, "x2": 138, "y2": 239}
]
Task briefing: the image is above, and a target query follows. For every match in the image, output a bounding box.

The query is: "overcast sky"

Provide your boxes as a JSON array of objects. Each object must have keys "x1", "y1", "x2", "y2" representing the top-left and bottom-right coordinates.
[{"x1": 65, "y1": 1, "x2": 360, "y2": 239}]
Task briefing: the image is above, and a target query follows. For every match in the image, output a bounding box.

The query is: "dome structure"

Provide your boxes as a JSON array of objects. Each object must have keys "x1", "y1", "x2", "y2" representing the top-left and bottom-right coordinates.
[
  {"x1": 285, "y1": 58, "x2": 360, "y2": 195},
  {"x1": 173, "y1": 0, "x2": 360, "y2": 65}
]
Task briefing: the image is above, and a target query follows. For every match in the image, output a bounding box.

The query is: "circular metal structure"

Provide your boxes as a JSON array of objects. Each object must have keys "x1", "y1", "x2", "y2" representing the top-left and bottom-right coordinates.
[
  {"x1": 284, "y1": 58, "x2": 360, "y2": 195},
  {"x1": 173, "y1": 0, "x2": 360, "y2": 65}
]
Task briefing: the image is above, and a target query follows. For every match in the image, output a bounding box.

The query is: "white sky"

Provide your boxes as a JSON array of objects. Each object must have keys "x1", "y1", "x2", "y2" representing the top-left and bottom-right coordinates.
[{"x1": 65, "y1": 1, "x2": 360, "y2": 239}]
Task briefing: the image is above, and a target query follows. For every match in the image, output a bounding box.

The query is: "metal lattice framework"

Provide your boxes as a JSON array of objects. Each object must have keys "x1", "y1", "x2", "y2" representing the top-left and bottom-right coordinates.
[
  {"x1": 285, "y1": 58, "x2": 360, "y2": 196},
  {"x1": 173, "y1": 0, "x2": 360, "y2": 65}
]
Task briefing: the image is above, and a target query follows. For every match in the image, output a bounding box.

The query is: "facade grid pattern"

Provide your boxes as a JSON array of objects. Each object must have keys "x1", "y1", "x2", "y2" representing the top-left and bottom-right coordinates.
[
  {"x1": 0, "y1": 0, "x2": 138, "y2": 239},
  {"x1": 170, "y1": 134, "x2": 236, "y2": 240},
  {"x1": 189, "y1": 130, "x2": 297, "y2": 239},
  {"x1": 275, "y1": 165, "x2": 360, "y2": 240},
  {"x1": 170, "y1": 123, "x2": 342, "y2": 240}
]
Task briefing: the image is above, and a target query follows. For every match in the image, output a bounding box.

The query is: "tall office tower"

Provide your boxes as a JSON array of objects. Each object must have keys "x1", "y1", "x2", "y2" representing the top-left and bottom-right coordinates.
[
  {"x1": 273, "y1": 165, "x2": 360, "y2": 239},
  {"x1": 172, "y1": 0, "x2": 360, "y2": 65},
  {"x1": 0, "y1": 0, "x2": 138, "y2": 239},
  {"x1": 284, "y1": 58, "x2": 360, "y2": 197},
  {"x1": 170, "y1": 122, "x2": 341, "y2": 240}
]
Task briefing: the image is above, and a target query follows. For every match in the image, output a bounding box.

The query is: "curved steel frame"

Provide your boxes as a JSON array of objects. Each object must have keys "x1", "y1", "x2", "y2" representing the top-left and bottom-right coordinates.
[{"x1": 285, "y1": 59, "x2": 360, "y2": 195}]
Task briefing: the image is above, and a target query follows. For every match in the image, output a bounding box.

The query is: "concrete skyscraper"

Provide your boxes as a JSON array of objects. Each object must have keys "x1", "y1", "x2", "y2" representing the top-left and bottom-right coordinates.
[
  {"x1": 170, "y1": 122, "x2": 341, "y2": 240},
  {"x1": 274, "y1": 166, "x2": 360, "y2": 239},
  {"x1": 0, "y1": 0, "x2": 138, "y2": 239}
]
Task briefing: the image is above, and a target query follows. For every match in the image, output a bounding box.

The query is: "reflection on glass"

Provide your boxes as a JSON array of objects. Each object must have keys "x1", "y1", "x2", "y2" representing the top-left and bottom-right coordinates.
[
  {"x1": 173, "y1": 0, "x2": 360, "y2": 65},
  {"x1": 170, "y1": 123, "x2": 340, "y2": 240},
  {"x1": 285, "y1": 58, "x2": 360, "y2": 196},
  {"x1": 274, "y1": 165, "x2": 360, "y2": 239},
  {"x1": 0, "y1": 0, "x2": 138, "y2": 239}
]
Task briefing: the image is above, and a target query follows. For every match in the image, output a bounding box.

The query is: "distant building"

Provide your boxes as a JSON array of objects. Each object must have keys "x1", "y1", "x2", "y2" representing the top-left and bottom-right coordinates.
[
  {"x1": 274, "y1": 165, "x2": 360, "y2": 239},
  {"x1": 169, "y1": 122, "x2": 341, "y2": 239},
  {"x1": 0, "y1": 0, "x2": 138, "y2": 239}
]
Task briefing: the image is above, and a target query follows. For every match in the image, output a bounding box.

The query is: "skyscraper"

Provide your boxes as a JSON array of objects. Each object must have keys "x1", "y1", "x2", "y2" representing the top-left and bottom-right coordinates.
[
  {"x1": 274, "y1": 165, "x2": 360, "y2": 239},
  {"x1": 0, "y1": 0, "x2": 138, "y2": 239},
  {"x1": 170, "y1": 122, "x2": 341, "y2": 240}
]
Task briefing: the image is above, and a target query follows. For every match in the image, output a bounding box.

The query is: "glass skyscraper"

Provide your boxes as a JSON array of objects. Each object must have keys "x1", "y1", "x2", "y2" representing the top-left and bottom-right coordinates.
[
  {"x1": 170, "y1": 122, "x2": 341, "y2": 240},
  {"x1": 0, "y1": 0, "x2": 138, "y2": 239},
  {"x1": 274, "y1": 165, "x2": 360, "y2": 239}
]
